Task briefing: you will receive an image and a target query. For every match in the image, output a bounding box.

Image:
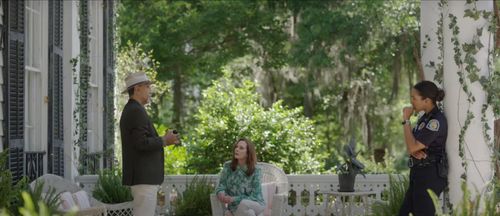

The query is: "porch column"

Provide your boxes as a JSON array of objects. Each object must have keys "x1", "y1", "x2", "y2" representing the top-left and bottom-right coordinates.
[
  {"x1": 63, "y1": 0, "x2": 80, "y2": 179},
  {"x1": 421, "y1": 0, "x2": 495, "y2": 207}
]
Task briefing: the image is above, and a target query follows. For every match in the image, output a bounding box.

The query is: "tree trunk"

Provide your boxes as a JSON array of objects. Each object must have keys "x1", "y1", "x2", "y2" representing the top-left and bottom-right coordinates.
[
  {"x1": 494, "y1": 0, "x2": 500, "y2": 49},
  {"x1": 495, "y1": 119, "x2": 500, "y2": 180},
  {"x1": 325, "y1": 108, "x2": 332, "y2": 153},
  {"x1": 267, "y1": 70, "x2": 278, "y2": 106},
  {"x1": 408, "y1": 68, "x2": 414, "y2": 94},
  {"x1": 412, "y1": 32, "x2": 425, "y2": 81},
  {"x1": 173, "y1": 68, "x2": 183, "y2": 129},
  {"x1": 303, "y1": 73, "x2": 314, "y2": 118},
  {"x1": 365, "y1": 113, "x2": 372, "y2": 152},
  {"x1": 390, "y1": 39, "x2": 402, "y2": 102},
  {"x1": 258, "y1": 57, "x2": 278, "y2": 108}
]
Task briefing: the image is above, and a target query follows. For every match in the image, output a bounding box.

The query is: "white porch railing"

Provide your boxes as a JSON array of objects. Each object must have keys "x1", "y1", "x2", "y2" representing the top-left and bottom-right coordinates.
[{"x1": 76, "y1": 174, "x2": 394, "y2": 216}]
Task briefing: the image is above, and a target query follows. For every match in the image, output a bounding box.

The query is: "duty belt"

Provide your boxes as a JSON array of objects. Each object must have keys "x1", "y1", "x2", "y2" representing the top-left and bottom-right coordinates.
[{"x1": 408, "y1": 155, "x2": 441, "y2": 168}]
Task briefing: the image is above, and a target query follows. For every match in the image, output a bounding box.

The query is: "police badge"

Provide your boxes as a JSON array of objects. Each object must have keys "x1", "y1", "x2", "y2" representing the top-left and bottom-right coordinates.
[{"x1": 418, "y1": 122, "x2": 426, "y2": 130}]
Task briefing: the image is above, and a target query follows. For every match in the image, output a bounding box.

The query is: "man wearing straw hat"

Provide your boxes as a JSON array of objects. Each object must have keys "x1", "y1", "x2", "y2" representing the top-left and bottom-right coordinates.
[{"x1": 120, "y1": 72, "x2": 179, "y2": 216}]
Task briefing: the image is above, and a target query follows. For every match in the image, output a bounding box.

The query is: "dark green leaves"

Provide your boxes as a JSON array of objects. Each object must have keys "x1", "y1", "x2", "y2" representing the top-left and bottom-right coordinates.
[
  {"x1": 186, "y1": 73, "x2": 322, "y2": 174},
  {"x1": 92, "y1": 169, "x2": 133, "y2": 204}
]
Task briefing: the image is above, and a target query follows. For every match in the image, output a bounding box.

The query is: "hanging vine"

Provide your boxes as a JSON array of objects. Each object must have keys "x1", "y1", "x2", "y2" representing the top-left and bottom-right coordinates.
[
  {"x1": 425, "y1": 0, "x2": 498, "y2": 183},
  {"x1": 464, "y1": 1, "x2": 499, "y2": 183},
  {"x1": 445, "y1": 0, "x2": 499, "y2": 184},
  {"x1": 425, "y1": 0, "x2": 447, "y2": 84},
  {"x1": 73, "y1": 0, "x2": 91, "y2": 174},
  {"x1": 103, "y1": 0, "x2": 117, "y2": 168},
  {"x1": 448, "y1": 12, "x2": 474, "y2": 180},
  {"x1": 423, "y1": 2, "x2": 500, "y2": 211}
]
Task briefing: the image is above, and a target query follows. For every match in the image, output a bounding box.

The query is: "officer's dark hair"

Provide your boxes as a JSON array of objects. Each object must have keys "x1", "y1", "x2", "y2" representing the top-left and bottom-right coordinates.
[{"x1": 413, "y1": 80, "x2": 445, "y2": 104}]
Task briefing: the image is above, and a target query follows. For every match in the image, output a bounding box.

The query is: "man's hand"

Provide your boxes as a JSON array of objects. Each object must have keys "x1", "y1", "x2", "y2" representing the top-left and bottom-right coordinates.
[
  {"x1": 411, "y1": 150, "x2": 427, "y2": 159},
  {"x1": 403, "y1": 106, "x2": 414, "y2": 121},
  {"x1": 163, "y1": 130, "x2": 180, "y2": 147}
]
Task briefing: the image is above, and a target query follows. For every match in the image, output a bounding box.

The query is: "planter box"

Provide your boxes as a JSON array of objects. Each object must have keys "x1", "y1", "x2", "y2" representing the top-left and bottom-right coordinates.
[{"x1": 103, "y1": 201, "x2": 133, "y2": 216}]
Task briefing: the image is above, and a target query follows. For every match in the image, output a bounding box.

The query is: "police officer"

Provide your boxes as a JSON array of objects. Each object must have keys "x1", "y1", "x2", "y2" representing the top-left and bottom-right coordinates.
[{"x1": 398, "y1": 80, "x2": 448, "y2": 216}]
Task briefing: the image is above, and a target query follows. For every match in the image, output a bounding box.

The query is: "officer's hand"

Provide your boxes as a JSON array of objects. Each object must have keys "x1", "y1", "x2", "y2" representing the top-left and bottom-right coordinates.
[
  {"x1": 411, "y1": 150, "x2": 427, "y2": 159},
  {"x1": 402, "y1": 106, "x2": 414, "y2": 120},
  {"x1": 163, "y1": 130, "x2": 180, "y2": 146}
]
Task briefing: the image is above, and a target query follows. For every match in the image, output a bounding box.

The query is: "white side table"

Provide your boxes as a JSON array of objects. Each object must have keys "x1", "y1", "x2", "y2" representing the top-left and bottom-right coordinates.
[{"x1": 319, "y1": 190, "x2": 377, "y2": 216}]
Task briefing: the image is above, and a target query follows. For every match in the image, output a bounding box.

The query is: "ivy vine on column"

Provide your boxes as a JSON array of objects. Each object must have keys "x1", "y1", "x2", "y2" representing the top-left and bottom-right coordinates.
[
  {"x1": 425, "y1": 0, "x2": 499, "y2": 183},
  {"x1": 425, "y1": 0, "x2": 446, "y2": 85},
  {"x1": 448, "y1": 0, "x2": 498, "y2": 182},
  {"x1": 73, "y1": 0, "x2": 91, "y2": 174}
]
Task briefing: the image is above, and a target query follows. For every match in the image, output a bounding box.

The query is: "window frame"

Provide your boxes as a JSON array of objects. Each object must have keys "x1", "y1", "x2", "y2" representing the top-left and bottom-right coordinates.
[
  {"x1": 86, "y1": 1, "x2": 104, "y2": 155},
  {"x1": 24, "y1": 1, "x2": 48, "y2": 155}
]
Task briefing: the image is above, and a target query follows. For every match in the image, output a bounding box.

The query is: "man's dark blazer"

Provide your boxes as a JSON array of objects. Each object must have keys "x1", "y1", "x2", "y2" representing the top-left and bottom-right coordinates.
[{"x1": 120, "y1": 99, "x2": 164, "y2": 186}]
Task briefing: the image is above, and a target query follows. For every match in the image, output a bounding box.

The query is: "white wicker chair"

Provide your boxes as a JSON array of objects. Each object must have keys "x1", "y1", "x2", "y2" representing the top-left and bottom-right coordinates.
[
  {"x1": 30, "y1": 174, "x2": 107, "y2": 216},
  {"x1": 210, "y1": 162, "x2": 289, "y2": 216}
]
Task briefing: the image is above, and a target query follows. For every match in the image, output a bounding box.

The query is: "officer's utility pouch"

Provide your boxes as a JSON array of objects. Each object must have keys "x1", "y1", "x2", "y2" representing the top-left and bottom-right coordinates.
[{"x1": 437, "y1": 155, "x2": 448, "y2": 178}]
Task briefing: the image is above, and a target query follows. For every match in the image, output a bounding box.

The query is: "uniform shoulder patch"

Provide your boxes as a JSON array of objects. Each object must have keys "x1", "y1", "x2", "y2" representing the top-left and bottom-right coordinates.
[{"x1": 426, "y1": 119, "x2": 440, "y2": 131}]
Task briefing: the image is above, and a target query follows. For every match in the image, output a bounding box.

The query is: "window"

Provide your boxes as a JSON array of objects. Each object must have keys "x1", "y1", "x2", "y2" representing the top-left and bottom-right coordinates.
[
  {"x1": 25, "y1": 1, "x2": 44, "y2": 151},
  {"x1": 87, "y1": 1, "x2": 103, "y2": 154}
]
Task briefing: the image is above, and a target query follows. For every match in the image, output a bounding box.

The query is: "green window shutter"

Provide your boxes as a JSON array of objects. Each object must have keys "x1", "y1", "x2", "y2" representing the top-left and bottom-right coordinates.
[
  {"x1": 6, "y1": 0, "x2": 25, "y2": 182},
  {"x1": 48, "y1": 0, "x2": 64, "y2": 176}
]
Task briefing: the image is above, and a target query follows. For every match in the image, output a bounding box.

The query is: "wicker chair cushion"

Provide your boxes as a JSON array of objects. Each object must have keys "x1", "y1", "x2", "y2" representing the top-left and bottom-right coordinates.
[
  {"x1": 73, "y1": 190, "x2": 91, "y2": 209},
  {"x1": 59, "y1": 191, "x2": 77, "y2": 211},
  {"x1": 261, "y1": 182, "x2": 276, "y2": 207}
]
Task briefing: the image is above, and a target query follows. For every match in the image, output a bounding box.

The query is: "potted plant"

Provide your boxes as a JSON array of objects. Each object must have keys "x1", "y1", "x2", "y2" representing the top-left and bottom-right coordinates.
[
  {"x1": 335, "y1": 138, "x2": 366, "y2": 192},
  {"x1": 371, "y1": 175, "x2": 408, "y2": 216},
  {"x1": 92, "y1": 169, "x2": 134, "y2": 216},
  {"x1": 173, "y1": 176, "x2": 213, "y2": 216}
]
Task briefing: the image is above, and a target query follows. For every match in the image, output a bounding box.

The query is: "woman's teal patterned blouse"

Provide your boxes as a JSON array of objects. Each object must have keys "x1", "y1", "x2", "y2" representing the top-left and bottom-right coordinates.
[{"x1": 215, "y1": 162, "x2": 265, "y2": 212}]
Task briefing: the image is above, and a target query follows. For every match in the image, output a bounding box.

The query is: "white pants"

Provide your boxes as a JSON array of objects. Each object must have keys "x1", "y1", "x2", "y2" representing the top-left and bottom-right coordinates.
[
  {"x1": 131, "y1": 184, "x2": 158, "y2": 216},
  {"x1": 233, "y1": 200, "x2": 265, "y2": 216}
]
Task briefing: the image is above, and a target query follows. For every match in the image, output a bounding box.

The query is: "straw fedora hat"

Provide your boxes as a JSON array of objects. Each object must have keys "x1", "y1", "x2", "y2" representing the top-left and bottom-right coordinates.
[{"x1": 122, "y1": 72, "x2": 152, "y2": 94}]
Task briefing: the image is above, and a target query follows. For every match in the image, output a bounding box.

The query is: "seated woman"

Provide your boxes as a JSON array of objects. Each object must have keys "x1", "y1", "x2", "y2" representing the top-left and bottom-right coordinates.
[{"x1": 215, "y1": 138, "x2": 265, "y2": 216}]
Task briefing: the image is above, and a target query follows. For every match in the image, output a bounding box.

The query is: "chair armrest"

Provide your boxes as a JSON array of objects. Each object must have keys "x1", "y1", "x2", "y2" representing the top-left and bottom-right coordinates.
[
  {"x1": 77, "y1": 207, "x2": 106, "y2": 216},
  {"x1": 271, "y1": 194, "x2": 287, "y2": 216},
  {"x1": 61, "y1": 205, "x2": 106, "y2": 216},
  {"x1": 210, "y1": 194, "x2": 225, "y2": 216},
  {"x1": 89, "y1": 197, "x2": 105, "y2": 206}
]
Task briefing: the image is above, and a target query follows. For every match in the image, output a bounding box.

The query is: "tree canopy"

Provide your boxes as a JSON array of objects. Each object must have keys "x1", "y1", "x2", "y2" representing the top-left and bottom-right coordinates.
[{"x1": 118, "y1": 0, "x2": 422, "y2": 173}]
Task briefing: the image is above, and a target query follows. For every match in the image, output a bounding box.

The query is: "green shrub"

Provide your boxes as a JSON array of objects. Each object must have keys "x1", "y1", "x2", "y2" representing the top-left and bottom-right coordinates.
[
  {"x1": 174, "y1": 176, "x2": 213, "y2": 216},
  {"x1": 187, "y1": 72, "x2": 324, "y2": 174},
  {"x1": 154, "y1": 123, "x2": 188, "y2": 175},
  {"x1": 92, "y1": 169, "x2": 133, "y2": 204},
  {"x1": 357, "y1": 151, "x2": 398, "y2": 174},
  {"x1": 28, "y1": 181, "x2": 61, "y2": 214},
  {"x1": 1, "y1": 191, "x2": 75, "y2": 216},
  {"x1": 371, "y1": 175, "x2": 408, "y2": 216},
  {"x1": 429, "y1": 180, "x2": 499, "y2": 216},
  {"x1": 0, "y1": 150, "x2": 29, "y2": 215}
]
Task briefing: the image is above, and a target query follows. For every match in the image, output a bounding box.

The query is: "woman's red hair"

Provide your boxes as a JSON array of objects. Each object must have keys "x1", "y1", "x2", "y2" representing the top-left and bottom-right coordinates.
[{"x1": 230, "y1": 138, "x2": 257, "y2": 176}]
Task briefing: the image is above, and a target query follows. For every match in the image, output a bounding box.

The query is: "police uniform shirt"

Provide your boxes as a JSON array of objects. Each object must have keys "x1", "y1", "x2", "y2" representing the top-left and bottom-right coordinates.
[{"x1": 412, "y1": 106, "x2": 448, "y2": 150}]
